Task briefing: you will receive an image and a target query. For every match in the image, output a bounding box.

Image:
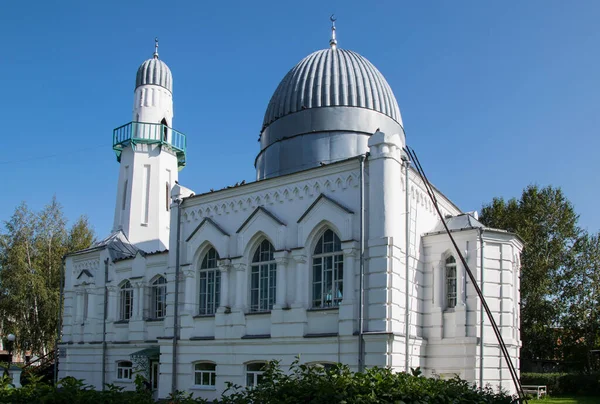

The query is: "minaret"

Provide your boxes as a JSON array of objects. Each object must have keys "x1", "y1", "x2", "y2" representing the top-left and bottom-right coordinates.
[{"x1": 111, "y1": 39, "x2": 186, "y2": 252}]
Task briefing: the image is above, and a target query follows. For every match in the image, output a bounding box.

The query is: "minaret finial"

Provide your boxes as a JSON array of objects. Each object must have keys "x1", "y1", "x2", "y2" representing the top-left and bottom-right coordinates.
[
  {"x1": 153, "y1": 37, "x2": 159, "y2": 59},
  {"x1": 329, "y1": 14, "x2": 337, "y2": 50}
]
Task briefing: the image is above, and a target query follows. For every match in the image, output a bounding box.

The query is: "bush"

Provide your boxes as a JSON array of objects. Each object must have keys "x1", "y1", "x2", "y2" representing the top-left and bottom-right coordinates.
[
  {"x1": 217, "y1": 361, "x2": 514, "y2": 404},
  {"x1": 0, "y1": 363, "x2": 517, "y2": 403},
  {"x1": 521, "y1": 372, "x2": 600, "y2": 396}
]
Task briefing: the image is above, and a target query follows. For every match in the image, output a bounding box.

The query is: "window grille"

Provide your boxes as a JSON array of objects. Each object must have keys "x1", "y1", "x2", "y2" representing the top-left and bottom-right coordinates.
[
  {"x1": 194, "y1": 362, "x2": 216, "y2": 387},
  {"x1": 250, "y1": 240, "x2": 276, "y2": 312},
  {"x1": 116, "y1": 360, "x2": 133, "y2": 380},
  {"x1": 245, "y1": 362, "x2": 266, "y2": 386},
  {"x1": 199, "y1": 248, "x2": 221, "y2": 315},
  {"x1": 119, "y1": 281, "x2": 133, "y2": 321},
  {"x1": 446, "y1": 256, "x2": 457, "y2": 309},
  {"x1": 312, "y1": 229, "x2": 344, "y2": 308},
  {"x1": 150, "y1": 276, "x2": 167, "y2": 319}
]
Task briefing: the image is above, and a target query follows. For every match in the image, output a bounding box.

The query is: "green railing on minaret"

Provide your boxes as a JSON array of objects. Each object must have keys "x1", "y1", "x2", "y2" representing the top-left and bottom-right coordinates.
[{"x1": 112, "y1": 121, "x2": 187, "y2": 169}]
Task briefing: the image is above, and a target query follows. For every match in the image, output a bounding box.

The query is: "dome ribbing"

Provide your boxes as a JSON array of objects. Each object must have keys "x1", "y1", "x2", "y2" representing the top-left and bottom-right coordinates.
[
  {"x1": 262, "y1": 48, "x2": 401, "y2": 129},
  {"x1": 135, "y1": 57, "x2": 173, "y2": 93}
]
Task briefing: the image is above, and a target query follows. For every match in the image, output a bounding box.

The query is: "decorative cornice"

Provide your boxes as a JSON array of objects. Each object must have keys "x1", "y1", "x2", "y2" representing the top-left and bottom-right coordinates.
[{"x1": 182, "y1": 171, "x2": 360, "y2": 224}]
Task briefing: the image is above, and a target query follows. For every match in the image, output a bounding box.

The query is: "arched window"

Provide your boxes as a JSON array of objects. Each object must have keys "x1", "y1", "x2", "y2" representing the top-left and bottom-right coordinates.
[
  {"x1": 250, "y1": 240, "x2": 276, "y2": 313},
  {"x1": 119, "y1": 280, "x2": 133, "y2": 321},
  {"x1": 245, "y1": 362, "x2": 266, "y2": 386},
  {"x1": 161, "y1": 118, "x2": 168, "y2": 141},
  {"x1": 116, "y1": 360, "x2": 133, "y2": 381},
  {"x1": 445, "y1": 256, "x2": 457, "y2": 309},
  {"x1": 193, "y1": 362, "x2": 216, "y2": 388},
  {"x1": 312, "y1": 229, "x2": 343, "y2": 308},
  {"x1": 199, "y1": 248, "x2": 221, "y2": 315},
  {"x1": 150, "y1": 276, "x2": 167, "y2": 319}
]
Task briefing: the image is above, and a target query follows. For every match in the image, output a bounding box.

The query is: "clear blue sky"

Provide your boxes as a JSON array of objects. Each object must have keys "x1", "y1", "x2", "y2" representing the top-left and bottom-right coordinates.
[{"x1": 1, "y1": 1, "x2": 599, "y2": 238}]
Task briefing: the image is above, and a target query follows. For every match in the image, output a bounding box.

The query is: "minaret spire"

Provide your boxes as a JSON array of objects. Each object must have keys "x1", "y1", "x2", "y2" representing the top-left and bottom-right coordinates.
[
  {"x1": 153, "y1": 37, "x2": 159, "y2": 59},
  {"x1": 329, "y1": 15, "x2": 337, "y2": 50}
]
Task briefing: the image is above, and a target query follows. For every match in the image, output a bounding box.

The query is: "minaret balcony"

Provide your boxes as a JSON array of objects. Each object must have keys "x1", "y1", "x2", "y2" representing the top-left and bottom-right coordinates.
[{"x1": 113, "y1": 121, "x2": 186, "y2": 169}]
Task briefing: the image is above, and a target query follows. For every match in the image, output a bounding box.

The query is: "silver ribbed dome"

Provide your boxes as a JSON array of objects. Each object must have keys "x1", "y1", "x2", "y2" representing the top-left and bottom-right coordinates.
[
  {"x1": 135, "y1": 56, "x2": 173, "y2": 93},
  {"x1": 263, "y1": 48, "x2": 401, "y2": 129}
]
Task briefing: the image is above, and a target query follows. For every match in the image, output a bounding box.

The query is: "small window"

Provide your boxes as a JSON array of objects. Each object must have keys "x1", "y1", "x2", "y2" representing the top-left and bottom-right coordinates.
[
  {"x1": 161, "y1": 118, "x2": 168, "y2": 141},
  {"x1": 150, "y1": 276, "x2": 167, "y2": 319},
  {"x1": 250, "y1": 240, "x2": 276, "y2": 313},
  {"x1": 446, "y1": 256, "x2": 457, "y2": 309},
  {"x1": 312, "y1": 229, "x2": 344, "y2": 308},
  {"x1": 166, "y1": 182, "x2": 170, "y2": 211},
  {"x1": 194, "y1": 362, "x2": 216, "y2": 388},
  {"x1": 122, "y1": 179, "x2": 128, "y2": 210},
  {"x1": 246, "y1": 362, "x2": 266, "y2": 387},
  {"x1": 116, "y1": 360, "x2": 133, "y2": 381},
  {"x1": 199, "y1": 248, "x2": 221, "y2": 315},
  {"x1": 82, "y1": 290, "x2": 89, "y2": 323},
  {"x1": 119, "y1": 281, "x2": 133, "y2": 321}
]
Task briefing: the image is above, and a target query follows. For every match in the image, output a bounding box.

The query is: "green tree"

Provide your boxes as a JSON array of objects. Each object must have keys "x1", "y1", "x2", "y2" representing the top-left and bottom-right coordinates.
[
  {"x1": 0, "y1": 197, "x2": 95, "y2": 356},
  {"x1": 480, "y1": 185, "x2": 580, "y2": 363},
  {"x1": 559, "y1": 231, "x2": 600, "y2": 370}
]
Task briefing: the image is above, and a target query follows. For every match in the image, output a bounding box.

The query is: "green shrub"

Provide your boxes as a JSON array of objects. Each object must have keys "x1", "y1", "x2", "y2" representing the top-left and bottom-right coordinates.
[
  {"x1": 0, "y1": 362, "x2": 518, "y2": 403},
  {"x1": 216, "y1": 361, "x2": 514, "y2": 404},
  {"x1": 521, "y1": 372, "x2": 600, "y2": 396}
]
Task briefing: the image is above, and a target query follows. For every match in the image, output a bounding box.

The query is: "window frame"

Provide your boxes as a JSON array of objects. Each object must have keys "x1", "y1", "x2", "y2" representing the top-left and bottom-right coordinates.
[
  {"x1": 116, "y1": 360, "x2": 133, "y2": 382},
  {"x1": 445, "y1": 255, "x2": 457, "y2": 309},
  {"x1": 193, "y1": 361, "x2": 217, "y2": 389},
  {"x1": 245, "y1": 362, "x2": 266, "y2": 387},
  {"x1": 119, "y1": 280, "x2": 133, "y2": 321},
  {"x1": 311, "y1": 229, "x2": 344, "y2": 308},
  {"x1": 198, "y1": 247, "x2": 221, "y2": 315},
  {"x1": 249, "y1": 240, "x2": 277, "y2": 313},
  {"x1": 150, "y1": 276, "x2": 167, "y2": 320}
]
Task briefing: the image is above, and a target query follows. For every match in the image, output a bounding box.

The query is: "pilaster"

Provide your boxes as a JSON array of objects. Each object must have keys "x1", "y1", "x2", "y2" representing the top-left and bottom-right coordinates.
[
  {"x1": 291, "y1": 250, "x2": 308, "y2": 308},
  {"x1": 339, "y1": 241, "x2": 359, "y2": 336},
  {"x1": 217, "y1": 259, "x2": 231, "y2": 313}
]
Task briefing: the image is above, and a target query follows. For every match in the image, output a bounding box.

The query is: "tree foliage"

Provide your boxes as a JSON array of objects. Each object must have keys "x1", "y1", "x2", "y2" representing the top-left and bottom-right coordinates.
[
  {"x1": 558, "y1": 231, "x2": 600, "y2": 369},
  {"x1": 0, "y1": 198, "x2": 95, "y2": 356},
  {"x1": 480, "y1": 184, "x2": 600, "y2": 368}
]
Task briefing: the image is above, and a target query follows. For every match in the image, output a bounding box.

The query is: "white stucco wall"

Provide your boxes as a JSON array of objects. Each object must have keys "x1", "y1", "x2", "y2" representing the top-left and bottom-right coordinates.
[{"x1": 60, "y1": 133, "x2": 522, "y2": 398}]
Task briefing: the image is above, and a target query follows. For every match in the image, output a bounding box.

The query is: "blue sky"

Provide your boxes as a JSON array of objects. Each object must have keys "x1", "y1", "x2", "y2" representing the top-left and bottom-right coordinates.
[{"x1": 1, "y1": 1, "x2": 599, "y2": 238}]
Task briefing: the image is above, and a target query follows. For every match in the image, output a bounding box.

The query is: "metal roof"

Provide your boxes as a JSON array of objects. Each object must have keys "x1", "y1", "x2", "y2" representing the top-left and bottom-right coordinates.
[
  {"x1": 135, "y1": 56, "x2": 173, "y2": 92},
  {"x1": 262, "y1": 48, "x2": 401, "y2": 129}
]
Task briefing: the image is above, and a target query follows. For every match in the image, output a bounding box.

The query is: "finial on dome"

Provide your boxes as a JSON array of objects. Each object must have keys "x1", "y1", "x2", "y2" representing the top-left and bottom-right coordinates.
[
  {"x1": 329, "y1": 14, "x2": 337, "y2": 50},
  {"x1": 153, "y1": 37, "x2": 159, "y2": 59}
]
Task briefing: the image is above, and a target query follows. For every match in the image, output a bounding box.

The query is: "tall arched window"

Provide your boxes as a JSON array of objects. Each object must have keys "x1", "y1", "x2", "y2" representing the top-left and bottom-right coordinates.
[
  {"x1": 150, "y1": 276, "x2": 167, "y2": 319},
  {"x1": 312, "y1": 229, "x2": 343, "y2": 308},
  {"x1": 119, "y1": 280, "x2": 133, "y2": 321},
  {"x1": 199, "y1": 248, "x2": 221, "y2": 315},
  {"x1": 250, "y1": 240, "x2": 276, "y2": 313},
  {"x1": 445, "y1": 256, "x2": 457, "y2": 309}
]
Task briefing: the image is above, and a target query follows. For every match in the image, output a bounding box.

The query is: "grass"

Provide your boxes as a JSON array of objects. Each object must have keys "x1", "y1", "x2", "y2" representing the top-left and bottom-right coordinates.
[{"x1": 534, "y1": 397, "x2": 599, "y2": 404}]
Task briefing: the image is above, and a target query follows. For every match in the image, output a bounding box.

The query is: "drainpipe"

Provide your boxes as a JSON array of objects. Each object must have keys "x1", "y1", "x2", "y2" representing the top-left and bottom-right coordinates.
[
  {"x1": 171, "y1": 199, "x2": 182, "y2": 395},
  {"x1": 402, "y1": 155, "x2": 410, "y2": 372},
  {"x1": 54, "y1": 258, "x2": 66, "y2": 385},
  {"x1": 358, "y1": 155, "x2": 366, "y2": 372},
  {"x1": 479, "y1": 228, "x2": 485, "y2": 388},
  {"x1": 102, "y1": 258, "x2": 109, "y2": 390}
]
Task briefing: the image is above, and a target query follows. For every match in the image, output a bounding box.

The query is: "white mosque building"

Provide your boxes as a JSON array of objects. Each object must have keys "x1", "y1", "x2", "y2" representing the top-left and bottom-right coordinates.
[{"x1": 58, "y1": 25, "x2": 523, "y2": 400}]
